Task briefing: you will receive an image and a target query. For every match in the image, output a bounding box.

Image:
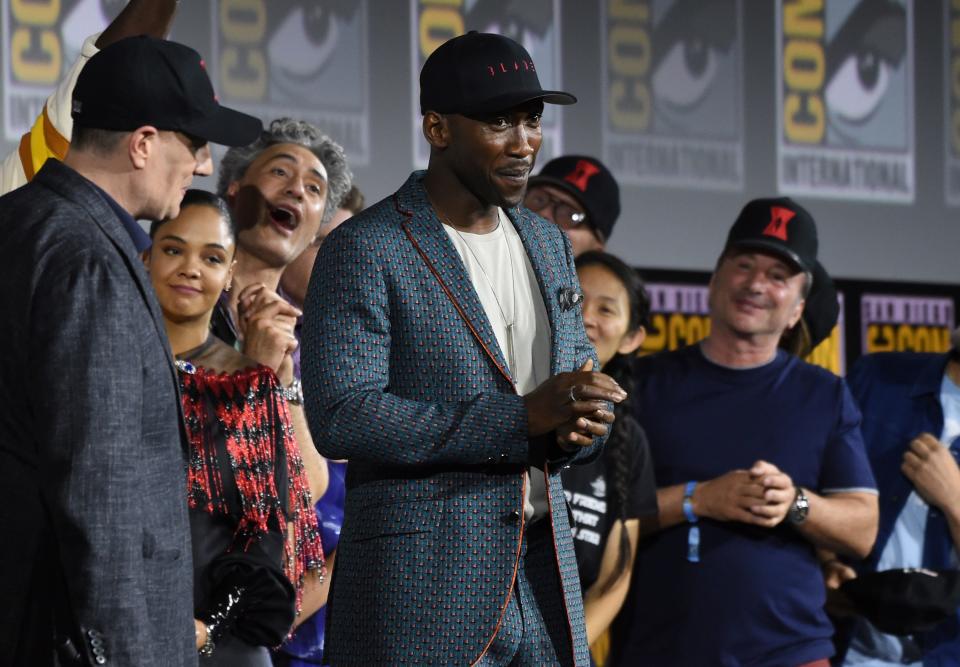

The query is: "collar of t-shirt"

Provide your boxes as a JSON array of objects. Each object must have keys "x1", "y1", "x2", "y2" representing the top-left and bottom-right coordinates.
[
  {"x1": 442, "y1": 208, "x2": 552, "y2": 524},
  {"x1": 89, "y1": 181, "x2": 151, "y2": 253}
]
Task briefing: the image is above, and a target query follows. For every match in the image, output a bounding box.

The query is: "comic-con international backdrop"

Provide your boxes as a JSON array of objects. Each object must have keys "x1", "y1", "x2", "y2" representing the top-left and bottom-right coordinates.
[{"x1": 2, "y1": 1, "x2": 958, "y2": 363}]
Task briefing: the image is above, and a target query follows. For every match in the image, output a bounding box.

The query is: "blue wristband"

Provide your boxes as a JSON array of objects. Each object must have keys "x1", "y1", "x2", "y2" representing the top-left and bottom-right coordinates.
[
  {"x1": 683, "y1": 481, "x2": 700, "y2": 563},
  {"x1": 682, "y1": 481, "x2": 698, "y2": 524}
]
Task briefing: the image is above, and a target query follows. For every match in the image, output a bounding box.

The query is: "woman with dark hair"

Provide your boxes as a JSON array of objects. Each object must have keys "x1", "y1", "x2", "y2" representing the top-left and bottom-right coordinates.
[
  {"x1": 145, "y1": 190, "x2": 324, "y2": 665},
  {"x1": 562, "y1": 251, "x2": 659, "y2": 663}
]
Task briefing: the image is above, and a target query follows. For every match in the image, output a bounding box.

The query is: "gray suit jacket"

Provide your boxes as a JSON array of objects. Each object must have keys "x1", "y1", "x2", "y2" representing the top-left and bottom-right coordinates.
[{"x1": 0, "y1": 160, "x2": 196, "y2": 666}]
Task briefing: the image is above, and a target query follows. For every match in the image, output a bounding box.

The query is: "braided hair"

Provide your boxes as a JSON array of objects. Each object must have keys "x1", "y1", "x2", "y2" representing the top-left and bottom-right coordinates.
[{"x1": 575, "y1": 251, "x2": 650, "y2": 591}]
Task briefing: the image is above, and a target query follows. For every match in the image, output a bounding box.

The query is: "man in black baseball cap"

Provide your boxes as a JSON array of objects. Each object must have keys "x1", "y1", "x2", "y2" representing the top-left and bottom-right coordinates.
[
  {"x1": 0, "y1": 35, "x2": 261, "y2": 666},
  {"x1": 613, "y1": 199, "x2": 878, "y2": 666},
  {"x1": 723, "y1": 196, "x2": 818, "y2": 280},
  {"x1": 525, "y1": 155, "x2": 621, "y2": 256},
  {"x1": 72, "y1": 35, "x2": 262, "y2": 150},
  {"x1": 304, "y1": 30, "x2": 624, "y2": 667}
]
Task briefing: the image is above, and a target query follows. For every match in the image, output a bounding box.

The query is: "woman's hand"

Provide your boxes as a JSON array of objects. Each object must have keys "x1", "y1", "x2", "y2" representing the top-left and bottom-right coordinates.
[{"x1": 194, "y1": 619, "x2": 208, "y2": 650}]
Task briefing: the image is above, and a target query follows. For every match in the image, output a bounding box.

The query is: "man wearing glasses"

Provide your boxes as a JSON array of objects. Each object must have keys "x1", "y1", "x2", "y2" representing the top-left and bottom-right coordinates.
[{"x1": 524, "y1": 155, "x2": 621, "y2": 257}]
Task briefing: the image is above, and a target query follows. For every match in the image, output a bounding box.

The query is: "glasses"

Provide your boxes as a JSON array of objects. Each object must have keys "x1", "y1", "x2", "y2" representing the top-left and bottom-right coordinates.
[{"x1": 524, "y1": 189, "x2": 589, "y2": 230}]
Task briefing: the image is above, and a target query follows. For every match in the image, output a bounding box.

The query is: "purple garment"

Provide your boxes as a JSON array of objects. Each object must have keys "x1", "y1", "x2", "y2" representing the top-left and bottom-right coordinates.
[
  {"x1": 273, "y1": 460, "x2": 346, "y2": 666},
  {"x1": 277, "y1": 285, "x2": 303, "y2": 381}
]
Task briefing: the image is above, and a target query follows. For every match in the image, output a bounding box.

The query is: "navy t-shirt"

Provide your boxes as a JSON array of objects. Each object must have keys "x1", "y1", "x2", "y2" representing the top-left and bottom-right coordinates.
[{"x1": 610, "y1": 345, "x2": 877, "y2": 667}]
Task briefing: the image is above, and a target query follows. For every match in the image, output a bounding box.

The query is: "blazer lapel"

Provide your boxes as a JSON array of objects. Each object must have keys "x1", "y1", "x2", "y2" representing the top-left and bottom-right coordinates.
[
  {"x1": 508, "y1": 206, "x2": 566, "y2": 376},
  {"x1": 34, "y1": 161, "x2": 179, "y2": 387},
  {"x1": 394, "y1": 173, "x2": 514, "y2": 385}
]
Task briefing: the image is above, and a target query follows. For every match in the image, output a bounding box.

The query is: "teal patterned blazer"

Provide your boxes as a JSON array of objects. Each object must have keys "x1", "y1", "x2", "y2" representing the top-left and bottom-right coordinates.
[{"x1": 301, "y1": 171, "x2": 602, "y2": 666}]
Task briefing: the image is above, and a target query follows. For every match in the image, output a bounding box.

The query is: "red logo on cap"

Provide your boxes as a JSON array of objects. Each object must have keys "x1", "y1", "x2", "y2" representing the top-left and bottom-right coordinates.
[
  {"x1": 564, "y1": 160, "x2": 601, "y2": 192},
  {"x1": 763, "y1": 206, "x2": 796, "y2": 241},
  {"x1": 487, "y1": 60, "x2": 536, "y2": 77}
]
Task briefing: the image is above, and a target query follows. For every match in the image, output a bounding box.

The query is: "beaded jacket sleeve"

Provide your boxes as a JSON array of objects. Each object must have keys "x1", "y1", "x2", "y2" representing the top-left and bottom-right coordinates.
[{"x1": 179, "y1": 364, "x2": 324, "y2": 650}]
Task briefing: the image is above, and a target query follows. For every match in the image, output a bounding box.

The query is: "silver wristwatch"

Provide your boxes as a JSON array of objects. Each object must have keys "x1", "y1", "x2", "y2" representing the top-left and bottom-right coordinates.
[
  {"x1": 788, "y1": 486, "x2": 809, "y2": 525},
  {"x1": 282, "y1": 378, "x2": 303, "y2": 406}
]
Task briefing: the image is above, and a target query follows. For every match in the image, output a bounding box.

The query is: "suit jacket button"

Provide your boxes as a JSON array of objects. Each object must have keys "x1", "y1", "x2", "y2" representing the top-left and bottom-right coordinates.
[
  {"x1": 95, "y1": 657, "x2": 106, "y2": 665},
  {"x1": 508, "y1": 510, "x2": 521, "y2": 523}
]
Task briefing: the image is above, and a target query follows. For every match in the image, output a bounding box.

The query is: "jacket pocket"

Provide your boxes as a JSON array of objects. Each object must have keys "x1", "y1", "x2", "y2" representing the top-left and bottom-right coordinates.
[{"x1": 344, "y1": 497, "x2": 443, "y2": 543}]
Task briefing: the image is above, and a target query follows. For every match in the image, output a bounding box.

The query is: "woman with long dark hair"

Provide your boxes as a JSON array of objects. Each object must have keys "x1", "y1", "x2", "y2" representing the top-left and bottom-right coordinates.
[
  {"x1": 144, "y1": 190, "x2": 324, "y2": 665},
  {"x1": 562, "y1": 251, "x2": 658, "y2": 662}
]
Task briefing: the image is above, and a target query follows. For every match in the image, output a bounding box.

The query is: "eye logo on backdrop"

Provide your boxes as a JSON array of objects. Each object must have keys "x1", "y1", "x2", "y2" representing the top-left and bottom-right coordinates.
[
  {"x1": 212, "y1": 0, "x2": 370, "y2": 165},
  {"x1": 601, "y1": 0, "x2": 744, "y2": 190},
  {"x1": 412, "y1": 0, "x2": 566, "y2": 168},
  {"x1": 2, "y1": 0, "x2": 124, "y2": 144},
  {"x1": 776, "y1": 0, "x2": 913, "y2": 203}
]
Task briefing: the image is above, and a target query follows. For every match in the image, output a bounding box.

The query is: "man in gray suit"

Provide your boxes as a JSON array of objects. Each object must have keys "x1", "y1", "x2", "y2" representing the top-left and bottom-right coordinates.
[{"x1": 0, "y1": 37, "x2": 261, "y2": 666}]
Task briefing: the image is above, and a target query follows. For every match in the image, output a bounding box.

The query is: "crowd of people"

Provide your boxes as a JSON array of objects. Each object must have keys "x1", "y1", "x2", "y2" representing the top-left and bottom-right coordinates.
[{"x1": 0, "y1": 3, "x2": 958, "y2": 666}]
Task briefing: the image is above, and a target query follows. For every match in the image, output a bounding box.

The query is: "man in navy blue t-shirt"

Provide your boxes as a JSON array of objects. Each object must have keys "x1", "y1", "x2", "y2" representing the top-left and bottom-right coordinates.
[{"x1": 610, "y1": 198, "x2": 879, "y2": 667}]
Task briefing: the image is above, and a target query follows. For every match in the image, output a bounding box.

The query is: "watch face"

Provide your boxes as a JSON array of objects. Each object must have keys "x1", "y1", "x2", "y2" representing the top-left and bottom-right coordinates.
[{"x1": 789, "y1": 488, "x2": 809, "y2": 525}]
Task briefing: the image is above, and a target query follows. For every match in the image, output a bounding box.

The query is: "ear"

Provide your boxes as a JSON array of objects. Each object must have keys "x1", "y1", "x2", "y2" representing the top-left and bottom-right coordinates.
[
  {"x1": 128, "y1": 126, "x2": 159, "y2": 170},
  {"x1": 224, "y1": 259, "x2": 237, "y2": 292},
  {"x1": 140, "y1": 248, "x2": 151, "y2": 269},
  {"x1": 422, "y1": 112, "x2": 450, "y2": 150},
  {"x1": 787, "y1": 297, "x2": 806, "y2": 330},
  {"x1": 617, "y1": 325, "x2": 646, "y2": 356},
  {"x1": 225, "y1": 180, "x2": 241, "y2": 200}
]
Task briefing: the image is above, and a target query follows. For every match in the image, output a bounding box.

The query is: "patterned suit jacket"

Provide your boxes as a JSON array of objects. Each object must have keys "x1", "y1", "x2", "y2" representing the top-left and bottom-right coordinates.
[
  {"x1": 301, "y1": 171, "x2": 602, "y2": 666},
  {"x1": 0, "y1": 160, "x2": 196, "y2": 666}
]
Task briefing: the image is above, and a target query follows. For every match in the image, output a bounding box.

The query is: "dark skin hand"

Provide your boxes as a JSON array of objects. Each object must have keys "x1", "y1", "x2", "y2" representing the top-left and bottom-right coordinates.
[
  {"x1": 524, "y1": 359, "x2": 626, "y2": 447},
  {"x1": 96, "y1": 0, "x2": 179, "y2": 48}
]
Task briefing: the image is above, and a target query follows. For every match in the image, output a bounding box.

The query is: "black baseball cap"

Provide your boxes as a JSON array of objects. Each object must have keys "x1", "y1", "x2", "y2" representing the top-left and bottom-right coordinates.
[
  {"x1": 724, "y1": 197, "x2": 818, "y2": 274},
  {"x1": 528, "y1": 155, "x2": 621, "y2": 240},
  {"x1": 72, "y1": 36, "x2": 262, "y2": 147},
  {"x1": 803, "y1": 261, "x2": 839, "y2": 348},
  {"x1": 420, "y1": 31, "x2": 576, "y2": 116},
  {"x1": 841, "y1": 568, "x2": 960, "y2": 635}
]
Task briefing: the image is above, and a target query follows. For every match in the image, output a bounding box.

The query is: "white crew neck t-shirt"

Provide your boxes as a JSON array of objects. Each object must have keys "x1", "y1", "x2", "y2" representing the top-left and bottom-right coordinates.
[{"x1": 443, "y1": 209, "x2": 552, "y2": 521}]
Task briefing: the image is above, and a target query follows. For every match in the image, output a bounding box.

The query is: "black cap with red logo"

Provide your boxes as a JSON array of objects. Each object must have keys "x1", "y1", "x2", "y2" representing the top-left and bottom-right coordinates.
[
  {"x1": 725, "y1": 197, "x2": 818, "y2": 275},
  {"x1": 72, "y1": 36, "x2": 262, "y2": 147},
  {"x1": 528, "y1": 155, "x2": 620, "y2": 240},
  {"x1": 419, "y1": 31, "x2": 576, "y2": 116},
  {"x1": 803, "y1": 261, "x2": 839, "y2": 348}
]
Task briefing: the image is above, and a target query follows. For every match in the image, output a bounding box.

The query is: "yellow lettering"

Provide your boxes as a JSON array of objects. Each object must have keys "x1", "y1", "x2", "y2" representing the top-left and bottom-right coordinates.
[
  {"x1": 806, "y1": 325, "x2": 840, "y2": 375},
  {"x1": 784, "y1": 93, "x2": 824, "y2": 143},
  {"x1": 221, "y1": 48, "x2": 266, "y2": 99},
  {"x1": 419, "y1": 7, "x2": 464, "y2": 57},
  {"x1": 611, "y1": 80, "x2": 651, "y2": 130},
  {"x1": 866, "y1": 324, "x2": 895, "y2": 353},
  {"x1": 11, "y1": 0, "x2": 59, "y2": 25},
  {"x1": 784, "y1": 40, "x2": 824, "y2": 91},
  {"x1": 641, "y1": 314, "x2": 667, "y2": 354},
  {"x1": 219, "y1": 0, "x2": 266, "y2": 101},
  {"x1": 220, "y1": 0, "x2": 266, "y2": 43},
  {"x1": 609, "y1": 0, "x2": 649, "y2": 21},
  {"x1": 783, "y1": 0, "x2": 823, "y2": 39},
  {"x1": 11, "y1": 28, "x2": 60, "y2": 84},
  {"x1": 609, "y1": 25, "x2": 650, "y2": 78},
  {"x1": 896, "y1": 325, "x2": 915, "y2": 351}
]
